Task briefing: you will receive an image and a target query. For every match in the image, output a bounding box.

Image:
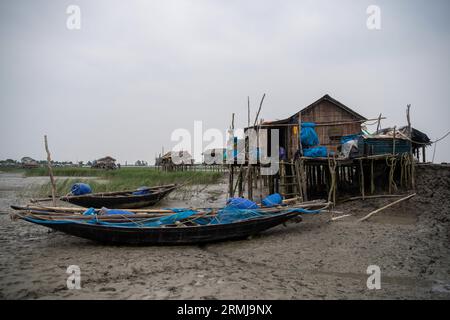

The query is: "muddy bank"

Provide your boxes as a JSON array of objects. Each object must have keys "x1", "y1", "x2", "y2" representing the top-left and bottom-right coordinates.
[{"x1": 0, "y1": 165, "x2": 449, "y2": 299}]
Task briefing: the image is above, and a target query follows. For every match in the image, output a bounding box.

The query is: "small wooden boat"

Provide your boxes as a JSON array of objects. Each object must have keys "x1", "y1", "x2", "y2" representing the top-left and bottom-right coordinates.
[
  {"x1": 10, "y1": 201, "x2": 329, "y2": 245},
  {"x1": 32, "y1": 184, "x2": 177, "y2": 209}
]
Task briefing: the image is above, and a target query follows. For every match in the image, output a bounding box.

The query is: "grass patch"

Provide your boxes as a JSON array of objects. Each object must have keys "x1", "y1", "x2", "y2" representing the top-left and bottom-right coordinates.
[
  {"x1": 0, "y1": 167, "x2": 27, "y2": 174},
  {"x1": 29, "y1": 167, "x2": 224, "y2": 197},
  {"x1": 24, "y1": 167, "x2": 107, "y2": 177}
]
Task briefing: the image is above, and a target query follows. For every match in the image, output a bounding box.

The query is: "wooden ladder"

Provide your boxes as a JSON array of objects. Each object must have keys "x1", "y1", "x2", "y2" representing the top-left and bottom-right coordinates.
[{"x1": 279, "y1": 160, "x2": 303, "y2": 200}]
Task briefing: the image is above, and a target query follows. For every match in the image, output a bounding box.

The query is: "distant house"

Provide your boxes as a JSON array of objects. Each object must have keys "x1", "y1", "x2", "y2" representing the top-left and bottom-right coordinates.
[
  {"x1": 92, "y1": 156, "x2": 117, "y2": 169},
  {"x1": 159, "y1": 151, "x2": 193, "y2": 171},
  {"x1": 202, "y1": 148, "x2": 226, "y2": 165},
  {"x1": 0, "y1": 159, "x2": 18, "y2": 167},
  {"x1": 21, "y1": 157, "x2": 39, "y2": 169},
  {"x1": 161, "y1": 151, "x2": 193, "y2": 165}
]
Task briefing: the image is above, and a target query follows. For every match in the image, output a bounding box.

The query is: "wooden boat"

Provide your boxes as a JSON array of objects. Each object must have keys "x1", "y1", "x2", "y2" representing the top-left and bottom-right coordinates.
[
  {"x1": 33, "y1": 184, "x2": 177, "y2": 209},
  {"x1": 10, "y1": 201, "x2": 330, "y2": 245}
]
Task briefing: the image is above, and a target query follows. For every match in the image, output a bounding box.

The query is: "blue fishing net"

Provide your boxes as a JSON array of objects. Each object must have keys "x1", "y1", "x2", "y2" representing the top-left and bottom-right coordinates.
[
  {"x1": 24, "y1": 206, "x2": 322, "y2": 229},
  {"x1": 301, "y1": 122, "x2": 319, "y2": 147}
]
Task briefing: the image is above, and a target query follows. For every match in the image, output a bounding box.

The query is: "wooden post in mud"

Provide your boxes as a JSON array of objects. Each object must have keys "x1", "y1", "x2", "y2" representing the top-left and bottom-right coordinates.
[
  {"x1": 370, "y1": 159, "x2": 375, "y2": 194},
  {"x1": 407, "y1": 104, "x2": 415, "y2": 189},
  {"x1": 257, "y1": 119, "x2": 263, "y2": 202},
  {"x1": 298, "y1": 112, "x2": 303, "y2": 156},
  {"x1": 238, "y1": 93, "x2": 265, "y2": 197},
  {"x1": 228, "y1": 113, "x2": 235, "y2": 198},
  {"x1": 359, "y1": 159, "x2": 365, "y2": 200},
  {"x1": 393, "y1": 126, "x2": 396, "y2": 155},
  {"x1": 299, "y1": 158, "x2": 308, "y2": 201},
  {"x1": 44, "y1": 135, "x2": 57, "y2": 206},
  {"x1": 228, "y1": 166, "x2": 234, "y2": 198},
  {"x1": 238, "y1": 167, "x2": 243, "y2": 197},
  {"x1": 247, "y1": 165, "x2": 253, "y2": 201}
]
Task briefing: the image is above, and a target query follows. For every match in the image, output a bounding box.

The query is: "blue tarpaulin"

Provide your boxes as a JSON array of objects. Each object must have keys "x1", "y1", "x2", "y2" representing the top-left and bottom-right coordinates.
[
  {"x1": 301, "y1": 122, "x2": 319, "y2": 147},
  {"x1": 303, "y1": 146, "x2": 328, "y2": 157}
]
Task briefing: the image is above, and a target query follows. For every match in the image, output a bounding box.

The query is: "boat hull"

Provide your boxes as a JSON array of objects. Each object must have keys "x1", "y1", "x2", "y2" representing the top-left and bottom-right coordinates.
[
  {"x1": 22, "y1": 212, "x2": 300, "y2": 245},
  {"x1": 60, "y1": 186, "x2": 176, "y2": 209}
]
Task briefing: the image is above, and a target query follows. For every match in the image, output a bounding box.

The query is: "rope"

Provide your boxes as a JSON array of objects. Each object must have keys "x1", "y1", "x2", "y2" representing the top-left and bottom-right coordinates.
[
  {"x1": 400, "y1": 153, "x2": 411, "y2": 188},
  {"x1": 432, "y1": 141, "x2": 438, "y2": 163}
]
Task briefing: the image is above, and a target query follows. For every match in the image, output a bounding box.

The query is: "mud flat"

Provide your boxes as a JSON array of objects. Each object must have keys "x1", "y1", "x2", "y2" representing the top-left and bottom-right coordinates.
[{"x1": 0, "y1": 165, "x2": 449, "y2": 299}]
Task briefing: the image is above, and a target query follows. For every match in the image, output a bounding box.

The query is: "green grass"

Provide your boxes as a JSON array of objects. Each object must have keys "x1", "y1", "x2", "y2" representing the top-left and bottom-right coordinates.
[
  {"x1": 23, "y1": 167, "x2": 108, "y2": 177},
  {"x1": 0, "y1": 167, "x2": 27, "y2": 174},
  {"x1": 25, "y1": 167, "x2": 224, "y2": 197}
]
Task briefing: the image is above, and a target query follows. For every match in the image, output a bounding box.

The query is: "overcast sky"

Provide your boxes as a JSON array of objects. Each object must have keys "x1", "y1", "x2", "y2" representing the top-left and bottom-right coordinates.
[{"x1": 1, "y1": 0, "x2": 449, "y2": 164}]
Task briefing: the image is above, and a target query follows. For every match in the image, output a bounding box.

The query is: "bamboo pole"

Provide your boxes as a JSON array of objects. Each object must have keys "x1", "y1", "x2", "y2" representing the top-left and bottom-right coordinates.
[
  {"x1": 358, "y1": 193, "x2": 416, "y2": 222},
  {"x1": 240, "y1": 93, "x2": 266, "y2": 194},
  {"x1": 407, "y1": 104, "x2": 415, "y2": 189},
  {"x1": 393, "y1": 126, "x2": 396, "y2": 155},
  {"x1": 343, "y1": 194, "x2": 408, "y2": 202},
  {"x1": 44, "y1": 135, "x2": 57, "y2": 206},
  {"x1": 247, "y1": 165, "x2": 253, "y2": 201},
  {"x1": 331, "y1": 214, "x2": 352, "y2": 221},
  {"x1": 298, "y1": 112, "x2": 303, "y2": 155},
  {"x1": 257, "y1": 119, "x2": 263, "y2": 202},
  {"x1": 228, "y1": 113, "x2": 235, "y2": 198},
  {"x1": 359, "y1": 159, "x2": 365, "y2": 200},
  {"x1": 300, "y1": 158, "x2": 308, "y2": 201},
  {"x1": 238, "y1": 167, "x2": 243, "y2": 197},
  {"x1": 370, "y1": 159, "x2": 375, "y2": 194},
  {"x1": 376, "y1": 113, "x2": 382, "y2": 133}
]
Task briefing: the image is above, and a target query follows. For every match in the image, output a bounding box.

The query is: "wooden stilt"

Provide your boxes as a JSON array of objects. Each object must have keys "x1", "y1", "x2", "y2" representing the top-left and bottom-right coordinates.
[
  {"x1": 370, "y1": 159, "x2": 375, "y2": 194},
  {"x1": 228, "y1": 166, "x2": 234, "y2": 198},
  {"x1": 247, "y1": 165, "x2": 253, "y2": 201},
  {"x1": 238, "y1": 167, "x2": 243, "y2": 197},
  {"x1": 44, "y1": 135, "x2": 57, "y2": 207},
  {"x1": 407, "y1": 105, "x2": 415, "y2": 189},
  {"x1": 359, "y1": 159, "x2": 365, "y2": 200}
]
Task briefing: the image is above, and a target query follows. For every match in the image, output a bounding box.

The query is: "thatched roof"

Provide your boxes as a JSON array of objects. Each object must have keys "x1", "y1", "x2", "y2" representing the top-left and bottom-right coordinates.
[{"x1": 97, "y1": 156, "x2": 116, "y2": 162}]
